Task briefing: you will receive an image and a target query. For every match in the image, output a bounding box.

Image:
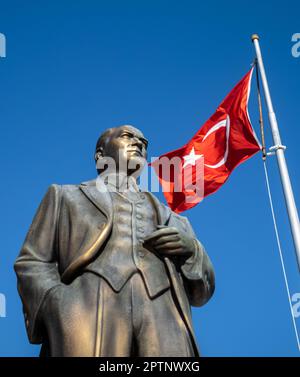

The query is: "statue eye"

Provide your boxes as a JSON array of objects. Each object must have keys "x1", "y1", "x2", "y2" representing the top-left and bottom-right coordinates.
[{"x1": 121, "y1": 133, "x2": 131, "y2": 139}]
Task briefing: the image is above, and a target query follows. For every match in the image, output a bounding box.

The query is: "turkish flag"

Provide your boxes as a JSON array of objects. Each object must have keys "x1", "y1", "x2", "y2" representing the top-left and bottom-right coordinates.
[{"x1": 150, "y1": 68, "x2": 261, "y2": 213}]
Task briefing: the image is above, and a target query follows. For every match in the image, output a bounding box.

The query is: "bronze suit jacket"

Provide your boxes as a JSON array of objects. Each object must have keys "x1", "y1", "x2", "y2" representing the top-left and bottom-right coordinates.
[{"x1": 14, "y1": 179, "x2": 215, "y2": 354}]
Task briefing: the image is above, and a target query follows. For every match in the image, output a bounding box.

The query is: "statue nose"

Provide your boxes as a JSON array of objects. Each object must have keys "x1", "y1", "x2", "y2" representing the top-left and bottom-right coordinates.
[{"x1": 133, "y1": 138, "x2": 143, "y2": 149}]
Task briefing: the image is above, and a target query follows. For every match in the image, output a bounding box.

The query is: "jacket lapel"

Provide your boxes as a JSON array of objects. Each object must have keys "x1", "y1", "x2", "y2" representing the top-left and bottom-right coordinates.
[
  {"x1": 147, "y1": 192, "x2": 172, "y2": 225},
  {"x1": 79, "y1": 178, "x2": 113, "y2": 220},
  {"x1": 61, "y1": 178, "x2": 113, "y2": 284}
]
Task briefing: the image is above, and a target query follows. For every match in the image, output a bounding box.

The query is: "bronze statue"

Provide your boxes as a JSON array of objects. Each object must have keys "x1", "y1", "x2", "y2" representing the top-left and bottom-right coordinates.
[{"x1": 14, "y1": 125, "x2": 215, "y2": 357}]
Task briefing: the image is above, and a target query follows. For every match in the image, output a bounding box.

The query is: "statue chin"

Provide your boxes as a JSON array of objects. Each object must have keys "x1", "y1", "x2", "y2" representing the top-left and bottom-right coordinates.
[{"x1": 126, "y1": 156, "x2": 146, "y2": 176}]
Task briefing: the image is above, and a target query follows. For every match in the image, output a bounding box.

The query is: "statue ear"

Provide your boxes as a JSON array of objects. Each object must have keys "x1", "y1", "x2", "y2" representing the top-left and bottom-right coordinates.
[{"x1": 94, "y1": 148, "x2": 103, "y2": 162}]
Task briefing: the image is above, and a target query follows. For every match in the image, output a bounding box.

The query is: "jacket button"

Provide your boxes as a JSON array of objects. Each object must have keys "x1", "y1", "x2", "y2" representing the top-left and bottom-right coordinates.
[
  {"x1": 25, "y1": 319, "x2": 30, "y2": 328},
  {"x1": 138, "y1": 228, "x2": 144, "y2": 233},
  {"x1": 136, "y1": 214, "x2": 142, "y2": 220},
  {"x1": 138, "y1": 251, "x2": 145, "y2": 258}
]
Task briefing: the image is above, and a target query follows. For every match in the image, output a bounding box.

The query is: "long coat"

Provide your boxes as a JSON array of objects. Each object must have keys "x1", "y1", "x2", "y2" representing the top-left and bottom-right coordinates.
[{"x1": 14, "y1": 179, "x2": 215, "y2": 356}]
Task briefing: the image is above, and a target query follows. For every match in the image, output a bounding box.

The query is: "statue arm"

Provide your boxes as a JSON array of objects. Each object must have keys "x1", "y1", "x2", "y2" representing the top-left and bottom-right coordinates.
[
  {"x1": 180, "y1": 236, "x2": 215, "y2": 307},
  {"x1": 173, "y1": 215, "x2": 215, "y2": 307},
  {"x1": 14, "y1": 184, "x2": 63, "y2": 344}
]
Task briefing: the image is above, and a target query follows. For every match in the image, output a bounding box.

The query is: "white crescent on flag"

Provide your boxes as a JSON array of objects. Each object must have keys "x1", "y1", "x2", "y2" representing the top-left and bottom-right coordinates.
[{"x1": 203, "y1": 115, "x2": 230, "y2": 169}]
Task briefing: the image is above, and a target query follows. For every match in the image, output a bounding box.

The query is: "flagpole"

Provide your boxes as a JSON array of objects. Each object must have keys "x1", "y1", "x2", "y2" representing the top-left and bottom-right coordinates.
[{"x1": 252, "y1": 34, "x2": 300, "y2": 272}]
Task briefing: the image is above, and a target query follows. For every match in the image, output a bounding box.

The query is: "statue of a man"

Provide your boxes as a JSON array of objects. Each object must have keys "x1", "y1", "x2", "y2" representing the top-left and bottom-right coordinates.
[{"x1": 15, "y1": 125, "x2": 215, "y2": 357}]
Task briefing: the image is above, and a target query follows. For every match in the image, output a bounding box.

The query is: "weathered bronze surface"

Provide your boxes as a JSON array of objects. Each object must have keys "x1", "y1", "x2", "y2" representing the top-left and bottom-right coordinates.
[{"x1": 14, "y1": 125, "x2": 215, "y2": 357}]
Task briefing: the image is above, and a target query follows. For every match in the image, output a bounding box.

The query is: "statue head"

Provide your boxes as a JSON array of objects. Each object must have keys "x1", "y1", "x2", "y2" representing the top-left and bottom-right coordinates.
[{"x1": 94, "y1": 125, "x2": 148, "y2": 177}]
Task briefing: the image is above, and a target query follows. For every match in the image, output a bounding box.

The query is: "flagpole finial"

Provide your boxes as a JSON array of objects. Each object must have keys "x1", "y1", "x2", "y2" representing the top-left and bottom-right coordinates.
[{"x1": 251, "y1": 34, "x2": 259, "y2": 42}]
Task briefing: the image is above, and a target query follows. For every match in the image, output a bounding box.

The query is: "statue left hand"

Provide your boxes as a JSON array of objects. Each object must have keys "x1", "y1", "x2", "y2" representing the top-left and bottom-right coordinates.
[{"x1": 143, "y1": 225, "x2": 195, "y2": 259}]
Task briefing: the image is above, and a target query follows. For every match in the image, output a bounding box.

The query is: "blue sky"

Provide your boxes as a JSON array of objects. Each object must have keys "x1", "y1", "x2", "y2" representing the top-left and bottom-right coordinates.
[{"x1": 0, "y1": 0, "x2": 299, "y2": 356}]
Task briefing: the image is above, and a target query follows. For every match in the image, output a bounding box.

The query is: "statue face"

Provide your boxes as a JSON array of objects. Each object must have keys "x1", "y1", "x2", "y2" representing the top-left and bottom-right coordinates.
[{"x1": 103, "y1": 125, "x2": 148, "y2": 176}]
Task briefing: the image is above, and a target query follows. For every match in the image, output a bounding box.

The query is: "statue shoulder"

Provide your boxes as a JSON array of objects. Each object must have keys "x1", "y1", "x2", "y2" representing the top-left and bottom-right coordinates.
[
  {"x1": 52, "y1": 178, "x2": 96, "y2": 192},
  {"x1": 44, "y1": 179, "x2": 95, "y2": 201}
]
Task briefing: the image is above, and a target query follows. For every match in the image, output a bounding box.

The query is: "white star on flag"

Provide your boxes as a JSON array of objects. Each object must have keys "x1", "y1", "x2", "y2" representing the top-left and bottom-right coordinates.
[{"x1": 182, "y1": 147, "x2": 203, "y2": 168}]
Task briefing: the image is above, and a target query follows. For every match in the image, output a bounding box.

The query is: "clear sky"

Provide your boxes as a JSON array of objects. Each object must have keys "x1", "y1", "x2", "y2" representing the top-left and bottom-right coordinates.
[{"x1": 0, "y1": 0, "x2": 299, "y2": 356}]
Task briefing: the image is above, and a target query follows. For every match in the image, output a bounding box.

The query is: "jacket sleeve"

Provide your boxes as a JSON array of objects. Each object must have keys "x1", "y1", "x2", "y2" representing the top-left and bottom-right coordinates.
[
  {"x1": 14, "y1": 184, "x2": 63, "y2": 344},
  {"x1": 173, "y1": 215, "x2": 215, "y2": 307}
]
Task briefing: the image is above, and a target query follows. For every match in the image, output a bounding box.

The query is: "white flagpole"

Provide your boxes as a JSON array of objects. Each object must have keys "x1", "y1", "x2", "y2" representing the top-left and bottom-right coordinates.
[{"x1": 252, "y1": 34, "x2": 300, "y2": 272}]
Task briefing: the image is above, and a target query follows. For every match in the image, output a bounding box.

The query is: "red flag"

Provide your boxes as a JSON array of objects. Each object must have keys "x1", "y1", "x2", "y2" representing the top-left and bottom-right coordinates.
[{"x1": 151, "y1": 68, "x2": 261, "y2": 213}]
